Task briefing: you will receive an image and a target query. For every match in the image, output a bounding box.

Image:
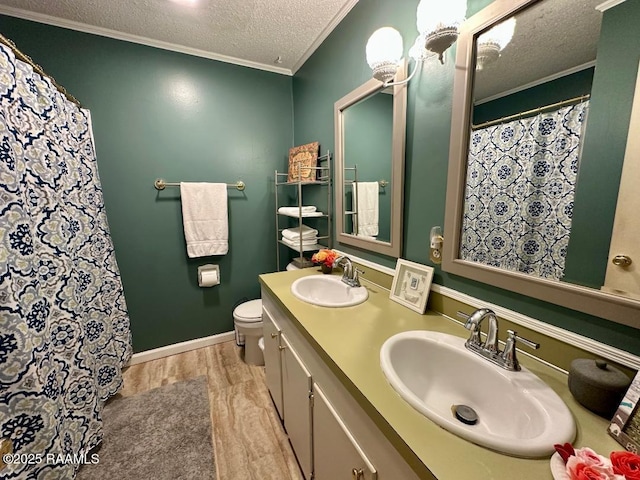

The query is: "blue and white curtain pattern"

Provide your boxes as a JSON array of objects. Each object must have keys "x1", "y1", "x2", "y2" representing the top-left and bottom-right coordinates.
[
  {"x1": 0, "y1": 42, "x2": 131, "y2": 479},
  {"x1": 461, "y1": 101, "x2": 589, "y2": 280}
]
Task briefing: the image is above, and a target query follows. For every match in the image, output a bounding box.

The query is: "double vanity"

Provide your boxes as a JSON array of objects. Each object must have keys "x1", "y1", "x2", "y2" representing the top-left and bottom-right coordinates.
[{"x1": 260, "y1": 268, "x2": 624, "y2": 479}]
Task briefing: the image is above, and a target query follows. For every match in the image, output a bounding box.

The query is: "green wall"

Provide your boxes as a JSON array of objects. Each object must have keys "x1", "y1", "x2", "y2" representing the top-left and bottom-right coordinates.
[
  {"x1": 564, "y1": 0, "x2": 640, "y2": 288},
  {"x1": 3, "y1": 0, "x2": 640, "y2": 356},
  {"x1": 293, "y1": 0, "x2": 640, "y2": 355},
  {"x1": 473, "y1": 68, "x2": 594, "y2": 124},
  {"x1": 344, "y1": 91, "x2": 393, "y2": 240},
  {"x1": 0, "y1": 16, "x2": 293, "y2": 352}
]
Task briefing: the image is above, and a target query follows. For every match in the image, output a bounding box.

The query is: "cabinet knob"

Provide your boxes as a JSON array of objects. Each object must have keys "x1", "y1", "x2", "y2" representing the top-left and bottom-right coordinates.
[
  {"x1": 278, "y1": 345, "x2": 286, "y2": 351},
  {"x1": 352, "y1": 468, "x2": 364, "y2": 479},
  {"x1": 271, "y1": 333, "x2": 278, "y2": 339}
]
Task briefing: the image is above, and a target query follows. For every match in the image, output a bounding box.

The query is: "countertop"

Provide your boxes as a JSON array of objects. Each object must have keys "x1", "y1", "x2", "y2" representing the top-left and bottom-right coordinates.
[{"x1": 259, "y1": 268, "x2": 623, "y2": 480}]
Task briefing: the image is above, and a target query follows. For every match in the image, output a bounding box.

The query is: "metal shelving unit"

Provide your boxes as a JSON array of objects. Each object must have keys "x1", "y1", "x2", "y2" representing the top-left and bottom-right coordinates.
[{"x1": 275, "y1": 150, "x2": 332, "y2": 271}]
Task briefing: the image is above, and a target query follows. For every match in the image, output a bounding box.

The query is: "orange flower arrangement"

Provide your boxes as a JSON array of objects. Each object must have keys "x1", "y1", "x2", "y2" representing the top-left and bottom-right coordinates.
[{"x1": 311, "y1": 249, "x2": 338, "y2": 268}]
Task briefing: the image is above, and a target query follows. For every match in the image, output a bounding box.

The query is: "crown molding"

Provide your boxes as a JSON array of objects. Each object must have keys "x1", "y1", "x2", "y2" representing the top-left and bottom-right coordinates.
[
  {"x1": 0, "y1": 6, "x2": 293, "y2": 76},
  {"x1": 291, "y1": 0, "x2": 359, "y2": 73},
  {"x1": 475, "y1": 61, "x2": 596, "y2": 105},
  {"x1": 596, "y1": 0, "x2": 627, "y2": 12}
]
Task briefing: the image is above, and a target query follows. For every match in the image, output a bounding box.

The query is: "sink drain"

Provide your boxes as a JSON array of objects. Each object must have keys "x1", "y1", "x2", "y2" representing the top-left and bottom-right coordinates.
[{"x1": 452, "y1": 404, "x2": 478, "y2": 425}]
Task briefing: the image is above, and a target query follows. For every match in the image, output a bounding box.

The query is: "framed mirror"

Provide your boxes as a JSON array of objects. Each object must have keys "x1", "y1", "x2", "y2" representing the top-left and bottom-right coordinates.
[
  {"x1": 443, "y1": 0, "x2": 640, "y2": 328},
  {"x1": 335, "y1": 62, "x2": 407, "y2": 257}
]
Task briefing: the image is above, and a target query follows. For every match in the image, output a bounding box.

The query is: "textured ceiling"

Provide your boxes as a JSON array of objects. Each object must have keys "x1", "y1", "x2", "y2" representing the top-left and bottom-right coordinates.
[
  {"x1": 0, "y1": 0, "x2": 358, "y2": 74},
  {"x1": 474, "y1": 0, "x2": 603, "y2": 101}
]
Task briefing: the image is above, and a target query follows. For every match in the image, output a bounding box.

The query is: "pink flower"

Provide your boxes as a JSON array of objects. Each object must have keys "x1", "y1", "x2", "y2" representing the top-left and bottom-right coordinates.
[
  {"x1": 566, "y1": 456, "x2": 620, "y2": 480},
  {"x1": 565, "y1": 448, "x2": 626, "y2": 480}
]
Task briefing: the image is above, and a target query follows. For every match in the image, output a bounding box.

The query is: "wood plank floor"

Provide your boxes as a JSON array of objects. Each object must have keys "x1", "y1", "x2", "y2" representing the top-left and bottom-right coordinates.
[{"x1": 118, "y1": 341, "x2": 303, "y2": 480}]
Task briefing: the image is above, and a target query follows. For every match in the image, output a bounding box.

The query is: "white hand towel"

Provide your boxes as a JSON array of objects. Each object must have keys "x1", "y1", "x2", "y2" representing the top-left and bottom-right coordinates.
[
  {"x1": 180, "y1": 182, "x2": 228, "y2": 257},
  {"x1": 282, "y1": 237, "x2": 318, "y2": 250},
  {"x1": 282, "y1": 236, "x2": 318, "y2": 246},
  {"x1": 353, "y1": 182, "x2": 379, "y2": 237},
  {"x1": 278, "y1": 206, "x2": 316, "y2": 215},
  {"x1": 282, "y1": 225, "x2": 319, "y2": 241}
]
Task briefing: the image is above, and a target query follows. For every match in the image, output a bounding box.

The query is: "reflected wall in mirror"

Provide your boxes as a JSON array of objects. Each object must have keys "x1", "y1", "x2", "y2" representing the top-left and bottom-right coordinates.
[
  {"x1": 444, "y1": 0, "x2": 640, "y2": 328},
  {"x1": 343, "y1": 89, "x2": 393, "y2": 242},
  {"x1": 335, "y1": 62, "x2": 407, "y2": 257}
]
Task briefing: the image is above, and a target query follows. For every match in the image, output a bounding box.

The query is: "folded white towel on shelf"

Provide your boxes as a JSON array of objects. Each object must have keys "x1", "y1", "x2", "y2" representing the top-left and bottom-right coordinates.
[
  {"x1": 282, "y1": 235, "x2": 318, "y2": 245},
  {"x1": 281, "y1": 237, "x2": 318, "y2": 250},
  {"x1": 282, "y1": 225, "x2": 319, "y2": 241},
  {"x1": 277, "y1": 206, "x2": 324, "y2": 217},
  {"x1": 180, "y1": 182, "x2": 228, "y2": 257},
  {"x1": 353, "y1": 182, "x2": 379, "y2": 237},
  {"x1": 278, "y1": 206, "x2": 316, "y2": 214}
]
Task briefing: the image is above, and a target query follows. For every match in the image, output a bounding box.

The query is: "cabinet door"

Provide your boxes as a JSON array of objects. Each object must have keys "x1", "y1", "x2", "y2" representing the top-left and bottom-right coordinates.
[
  {"x1": 281, "y1": 334, "x2": 313, "y2": 480},
  {"x1": 262, "y1": 306, "x2": 284, "y2": 420},
  {"x1": 313, "y1": 384, "x2": 377, "y2": 480}
]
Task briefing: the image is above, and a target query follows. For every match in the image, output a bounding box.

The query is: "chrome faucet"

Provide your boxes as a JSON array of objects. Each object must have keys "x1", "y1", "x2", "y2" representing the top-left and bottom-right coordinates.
[
  {"x1": 334, "y1": 255, "x2": 362, "y2": 287},
  {"x1": 457, "y1": 308, "x2": 539, "y2": 371}
]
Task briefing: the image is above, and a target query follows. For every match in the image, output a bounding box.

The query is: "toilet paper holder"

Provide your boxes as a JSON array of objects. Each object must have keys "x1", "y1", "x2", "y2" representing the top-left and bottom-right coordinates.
[{"x1": 198, "y1": 264, "x2": 220, "y2": 287}]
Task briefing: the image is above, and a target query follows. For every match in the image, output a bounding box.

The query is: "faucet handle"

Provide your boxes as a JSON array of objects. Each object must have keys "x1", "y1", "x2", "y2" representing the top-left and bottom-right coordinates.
[{"x1": 501, "y1": 330, "x2": 540, "y2": 371}]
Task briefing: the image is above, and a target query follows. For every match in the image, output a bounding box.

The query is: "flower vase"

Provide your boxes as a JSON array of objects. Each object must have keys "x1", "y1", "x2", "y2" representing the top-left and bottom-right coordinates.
[{"x1": 321, "y1": 264, "x2": 333, "y2": 274}]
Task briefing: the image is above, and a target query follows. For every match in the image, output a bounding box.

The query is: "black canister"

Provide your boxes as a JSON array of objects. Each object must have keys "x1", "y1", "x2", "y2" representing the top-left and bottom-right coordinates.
[{"x1": 568, "y1": 359, "x2": 631, "y2": 419}]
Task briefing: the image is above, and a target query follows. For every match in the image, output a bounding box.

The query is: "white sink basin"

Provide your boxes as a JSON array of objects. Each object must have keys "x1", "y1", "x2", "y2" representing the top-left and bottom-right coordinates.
[
  {"x1": 380, "y1": 330, "x2": 575, "y2": 457},
  {"x1": 291, "y1": 275, "x2": 368, "y2": 308}
]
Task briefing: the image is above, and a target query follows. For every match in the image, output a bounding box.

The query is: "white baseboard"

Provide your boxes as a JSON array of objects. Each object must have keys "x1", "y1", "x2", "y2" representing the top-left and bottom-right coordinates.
[{"x1": 127, "y1": 331, "x2": 236, "y2": 366}]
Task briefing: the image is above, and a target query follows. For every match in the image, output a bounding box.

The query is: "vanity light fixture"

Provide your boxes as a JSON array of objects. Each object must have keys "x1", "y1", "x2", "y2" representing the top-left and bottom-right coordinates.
[
  {"x1": 417, "y1": 0, "x2": 467, "y2": 64},
  {"x1": 366, "y1": 0, "x2": 466, "y2": 86},
  {"x1": 476, "y1": 17, "x2": 516, "y2": 70},
  {"x1": 366, "y1": 27, "x2": 405, "y2": 84}
]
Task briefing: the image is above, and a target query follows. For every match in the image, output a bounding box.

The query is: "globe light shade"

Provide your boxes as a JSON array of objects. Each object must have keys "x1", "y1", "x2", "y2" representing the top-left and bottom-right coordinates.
[
  {"x1": 416, "y1": 0, "x2": 466, "y2": 34},
  {"x1": 416, "y1": 0, "x2": 467, "y2": 63},
  {"x1": 366, "y1": 27, "x2": 403, "y2": 83},
  {"x1": 476, "y1": 18, "x2": 516, "y2": 70},
  {"x1": 478, "y1": 17, "x2": 516, "y2": 51}
]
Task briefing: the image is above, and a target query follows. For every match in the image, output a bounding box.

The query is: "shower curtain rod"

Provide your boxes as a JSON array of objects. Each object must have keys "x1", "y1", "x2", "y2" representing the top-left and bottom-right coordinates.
[
  {"x1": 471, "y1": 94, "x2": 590, "y2": 130},
  {"x1": 0, "y1": 33, "x2": 82, "y2": 108}
]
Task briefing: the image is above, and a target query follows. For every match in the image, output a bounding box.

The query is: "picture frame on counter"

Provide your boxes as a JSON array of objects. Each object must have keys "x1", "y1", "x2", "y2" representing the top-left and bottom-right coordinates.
[
  {"x1": 608, "y1": 371, "x2": 640, "y2": 452},
  {"x1": 389, "y1": 259, "x2": 434, "y2": 314}
]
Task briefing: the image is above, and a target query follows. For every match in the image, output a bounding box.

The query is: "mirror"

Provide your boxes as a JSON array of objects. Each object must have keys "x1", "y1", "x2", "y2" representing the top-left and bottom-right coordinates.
[
  {"x1": 444, "y1": 0, "x2": 640, "y2": 328},
  {"x1": 335, "y1": 62, "x2": 407, "y2": 257}
]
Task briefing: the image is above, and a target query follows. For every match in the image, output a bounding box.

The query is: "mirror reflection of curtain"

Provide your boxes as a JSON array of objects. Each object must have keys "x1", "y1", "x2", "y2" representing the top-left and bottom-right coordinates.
[
  {"x1": 461, "y1": 101, "x2": 589, "y2": 280},
  {"x1": 0, "y1": 42, "x2": 132, "y2": 478}
]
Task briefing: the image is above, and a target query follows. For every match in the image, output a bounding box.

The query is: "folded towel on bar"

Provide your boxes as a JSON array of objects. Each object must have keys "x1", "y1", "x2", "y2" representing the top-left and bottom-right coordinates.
[
  {"x1": 282, "y1": 225, "x2": 319, "y2": 241},
  {"x1": 277, "y1": 206, "x2": 323, "y2": 217},
  {"x1": 180, "y1": 182, "x2": 228, "y2": 257},
  {"x1": 353, "y1": 182, "x2": 379, "y2": 237},
  {"x1": 281, "y1": 237, "x2": 318, "y2": 249}
]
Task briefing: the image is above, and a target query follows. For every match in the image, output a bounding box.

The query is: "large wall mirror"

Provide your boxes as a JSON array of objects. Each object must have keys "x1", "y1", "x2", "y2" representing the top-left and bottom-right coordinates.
[
  {"x1": 444, "y1": 0, "x2": 640, "y2": 328},
  {"x1": 335, "y1": 62, "x2": 407, "y2": 257}
]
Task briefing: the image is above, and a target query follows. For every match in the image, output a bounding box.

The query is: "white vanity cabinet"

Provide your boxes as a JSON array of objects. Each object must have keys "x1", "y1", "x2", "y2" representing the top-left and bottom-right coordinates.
[
  {"x1": 262, "y1": 306, "x2": 284, "y2": 420},
  {"x1": 281, "y1": 334, "x2": 313, "y2": 480},
  {"x1": 263, "y1": 304, "x2": 314, "y2": 480},
  {"x1": 261, "y1": 288, "x2": 425, "y2": 480},
  {"x1": 313, "y1": 383, "x2": 377, "y2": 480}
]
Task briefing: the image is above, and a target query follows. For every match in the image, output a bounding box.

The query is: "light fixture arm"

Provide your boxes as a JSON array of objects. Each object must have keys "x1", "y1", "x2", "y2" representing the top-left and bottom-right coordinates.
[{"x1": 383, "y1": 58, "x2": 423, "y2": 87}]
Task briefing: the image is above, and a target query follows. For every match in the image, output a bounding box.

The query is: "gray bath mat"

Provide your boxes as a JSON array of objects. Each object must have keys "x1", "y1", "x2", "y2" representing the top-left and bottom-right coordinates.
[{"x1": 77, "y1": 376, "x2": 216, "y2": 480}]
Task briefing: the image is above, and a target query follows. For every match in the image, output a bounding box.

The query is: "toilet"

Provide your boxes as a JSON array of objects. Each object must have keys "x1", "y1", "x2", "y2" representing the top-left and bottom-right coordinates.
[{"x1": 233, "y1": 299, "x2": 264, "y2": 365}]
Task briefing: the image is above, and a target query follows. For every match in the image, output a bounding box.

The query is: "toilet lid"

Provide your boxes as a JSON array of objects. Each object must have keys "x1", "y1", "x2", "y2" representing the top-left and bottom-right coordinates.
[{"x1": 234, "y1": 299, "x2": 263, "y2": 322}]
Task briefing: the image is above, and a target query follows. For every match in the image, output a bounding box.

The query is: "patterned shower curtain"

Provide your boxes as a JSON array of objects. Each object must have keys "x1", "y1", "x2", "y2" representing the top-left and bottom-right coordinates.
[
  {"x1": 0, "y1": 42, "x2": 131, "y2": 479},
  {"x1": 461, "y1": 101, "x2": 589, "y2": 280}
]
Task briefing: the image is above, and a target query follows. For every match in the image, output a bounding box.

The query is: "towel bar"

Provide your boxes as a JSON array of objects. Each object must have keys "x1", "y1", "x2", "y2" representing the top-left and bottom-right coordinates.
[{"x1": 154, "y1": 178, "x2": 245, "y2": 191}]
